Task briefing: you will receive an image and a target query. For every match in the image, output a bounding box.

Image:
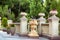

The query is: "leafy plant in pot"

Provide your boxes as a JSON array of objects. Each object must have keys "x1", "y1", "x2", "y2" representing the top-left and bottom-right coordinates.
[
  {"x1": 2, "y1": 17, "x2": 11, "y2": 34},
  {"x1": 10, "y1": 24, "x2": 15, "y2": 35},
  {"x1": 2, "y1": 17, "x2": 8, "y2": 32}
]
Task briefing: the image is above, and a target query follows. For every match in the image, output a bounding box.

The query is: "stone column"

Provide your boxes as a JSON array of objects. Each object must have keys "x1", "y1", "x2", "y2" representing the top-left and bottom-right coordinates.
[
  {"x1": 38, "y1": 13, "x2": 46, "y2": 35},
  {"x1": 48, "y1": 10, "x2": 59, "y2": 37},
  {"x1": 20, "y1": 12, "x2": 28, "y2": 35}
]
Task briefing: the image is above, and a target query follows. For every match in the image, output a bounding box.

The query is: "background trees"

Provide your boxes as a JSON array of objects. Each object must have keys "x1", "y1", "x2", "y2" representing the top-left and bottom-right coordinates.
[{"x1": 0, "y1": 0, "x2": 60, "y2": 22}]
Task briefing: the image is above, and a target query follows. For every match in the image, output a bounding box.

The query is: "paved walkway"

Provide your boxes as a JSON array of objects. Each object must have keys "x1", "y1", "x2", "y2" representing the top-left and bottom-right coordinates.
[{"x1": 0, "y1": 31, "x2": 49, "y2": 40}]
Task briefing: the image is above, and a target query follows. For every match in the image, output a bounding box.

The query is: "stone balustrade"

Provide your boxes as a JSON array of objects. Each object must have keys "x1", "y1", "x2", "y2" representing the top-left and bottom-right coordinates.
[{"x1": 0, "y1": 11, "x2": 59, "y2": 38}]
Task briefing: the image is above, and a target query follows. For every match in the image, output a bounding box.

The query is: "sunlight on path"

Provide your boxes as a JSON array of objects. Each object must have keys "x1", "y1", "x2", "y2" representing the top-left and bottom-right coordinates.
[{"x1": 0, "y1": 31, "x2": 49, "y2": 40}]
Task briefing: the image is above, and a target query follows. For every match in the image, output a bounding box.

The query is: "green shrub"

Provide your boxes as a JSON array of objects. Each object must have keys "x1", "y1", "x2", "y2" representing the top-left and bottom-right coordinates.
[
  {"x1": 2, "y1": 17, "x2": 8, "y2": 27},
  {"x1": 11, "y1": 24, "x2": 15, "y2": 27},
  {"x1": 8, "y1": 12, "x2": 15, "y2": 20}
]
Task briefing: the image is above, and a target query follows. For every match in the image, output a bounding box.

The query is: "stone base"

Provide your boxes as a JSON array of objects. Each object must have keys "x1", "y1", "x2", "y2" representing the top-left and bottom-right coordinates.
[
  {"x1": 39, "y1": 34, "x2": 60, "y2": 40},
  {"x1": 39, "y1": 34, "x2": 51, "y2": 39},
  {"x1": 50, "y1": 36, "x2": 60, "y2": 40},
  {"x1": 28, "y1": 36, "x2": 39, "y2": 39},
  {"x1": 17, "y1": 33, "x2": 39, "y2": 39},
  {"x1": 17, "y1": 33, "x2": 28, "y2": 37}
]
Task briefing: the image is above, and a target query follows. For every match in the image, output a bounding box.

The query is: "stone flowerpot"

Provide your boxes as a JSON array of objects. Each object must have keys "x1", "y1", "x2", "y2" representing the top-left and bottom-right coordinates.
[
  {"x1": 3, "y1": 28, "x2": 7, "y2": 32},
  {"x1": 10, "y1": 27, "x2": 15, "y2": 35},
  {"x1": 7, "y1": 29, "x2": 10, "y2": 34}
]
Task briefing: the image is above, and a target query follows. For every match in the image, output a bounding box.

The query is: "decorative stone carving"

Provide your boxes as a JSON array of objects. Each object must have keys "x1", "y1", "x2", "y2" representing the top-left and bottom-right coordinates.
[{"x1": 28, "y1": 19, "x2": 39, "y2": 37}]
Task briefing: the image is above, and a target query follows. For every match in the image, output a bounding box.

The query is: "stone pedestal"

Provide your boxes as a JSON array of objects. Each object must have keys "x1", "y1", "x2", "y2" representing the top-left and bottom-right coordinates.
[
  {"x1": 48, "y1": 10, "x2": 59, "y2": 37},
  {"x1": 20, "y1": 12, "x2": 28, "y2": 35},
  {"x1": 38, "y1": 13, "x2": 46, "y2": 35}
]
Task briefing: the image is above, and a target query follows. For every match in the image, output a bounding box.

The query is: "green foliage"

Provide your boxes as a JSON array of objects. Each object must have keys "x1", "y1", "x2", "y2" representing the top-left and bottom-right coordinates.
[
  {"x1": 0, "y1": 5, "x2": 9, "y2": 17},
  {"x1": 27, "y1": 0, "x2": 45, "y2": 18},
  {"x1": 2, "y1": 5, "x2": 8, "y2": 16},
  {"x1": 8, "y1": 12, "x2": 15, "y2": 20},
  {"x1": 2, "y1": 17, "x2": 8, "y2": 27},
  {"x1": 0, "y1": 5, "x2": 2, "y2": 12},
  {"x1": 0, "y1": 5, "x2": 3, "y2": 17},
  {"x1": 44, "y1": 0, "x2": 60, "y2": 18},
  {"x1": 48, "y1": 0, "x2": 60, "y2": 18},
  {"x1": 56, "y1": 0, "x2": 60, "y2": 18},
  {"x1": 19, "y1": 0, "x2": 30, "y2": 12},
  {"x1": 50, "y1": 0, "x2": 57, "y2": 10},
  {"x1": 0, "y1": 0, "x2": 60, "y2": 21},
  {"x1": 11, "y1": 24, "x2": 15, "y2": 27}
]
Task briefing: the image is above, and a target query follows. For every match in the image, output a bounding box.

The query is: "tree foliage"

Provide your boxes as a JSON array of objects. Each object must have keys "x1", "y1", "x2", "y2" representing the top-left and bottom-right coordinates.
[{"x1": 0, "y1": 0, "x2": 60, "y2": 22}]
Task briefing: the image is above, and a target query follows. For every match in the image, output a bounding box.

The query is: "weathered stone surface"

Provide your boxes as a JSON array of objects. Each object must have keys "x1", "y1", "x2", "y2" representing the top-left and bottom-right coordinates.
[{"x1": 50, "y1": 36, "x2": 60, "y2": 40}]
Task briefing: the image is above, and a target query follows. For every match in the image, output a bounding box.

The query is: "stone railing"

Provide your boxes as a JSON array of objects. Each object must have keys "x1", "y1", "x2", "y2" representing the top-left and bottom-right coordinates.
[
  {"x1": 0, "y1": 10, "x2": 60, "y2": 37},
  {"x1": 9, "y1": 23, "x2": 20, "y2": 34}
]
